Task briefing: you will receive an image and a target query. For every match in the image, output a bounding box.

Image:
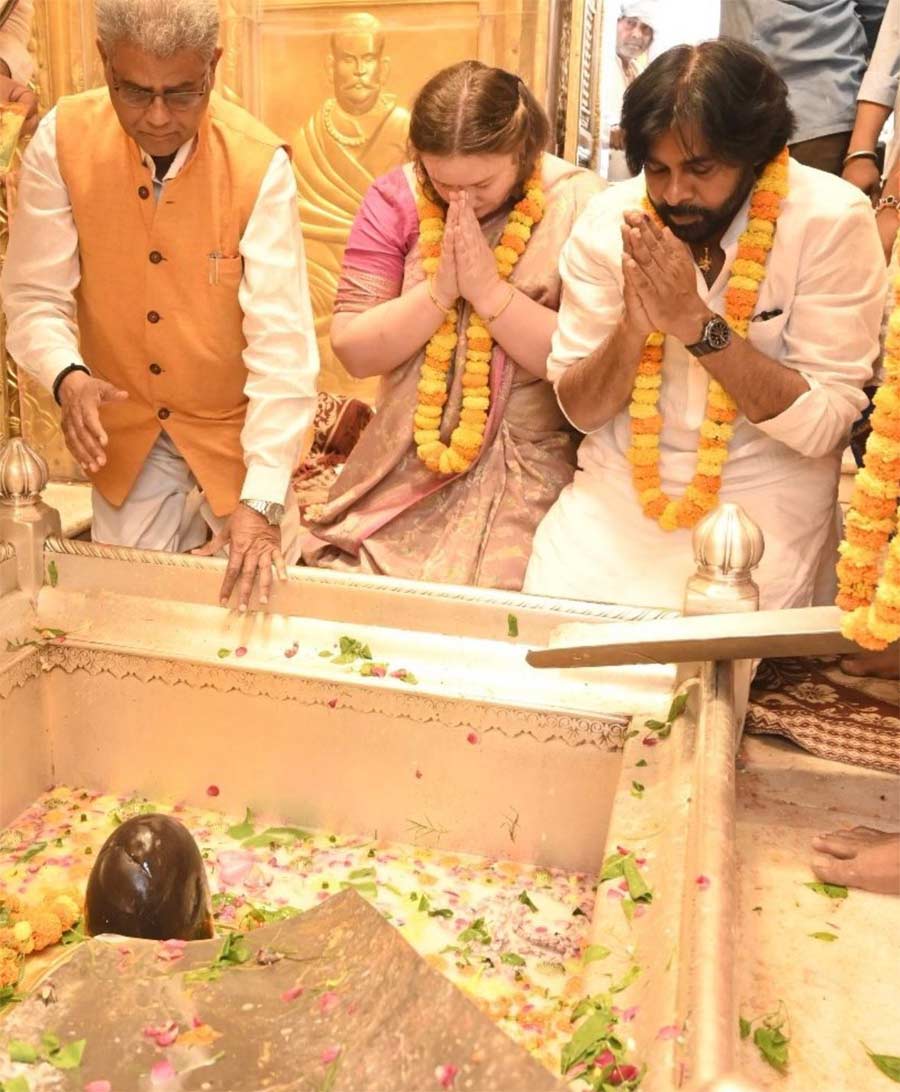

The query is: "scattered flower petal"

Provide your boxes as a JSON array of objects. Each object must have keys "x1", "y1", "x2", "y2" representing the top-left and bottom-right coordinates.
[
  {"x1": 642, "y1": 736, "x2": 659, "y2": 747},
  {"x1": 466, "y1": 732, "x2": 478, "y2": 745},
  {"x1": 320, "y1": 1045, "x2": 342, "y2": 1064},
  {"x1": 319, "y1": 990, "x2": 340, "y2": 1014},
  {"x1": 156, "y1": 939, "x2": 187, "y2": 963},
  {"x1": 150, "y1": 1059, "x2": 176, "y2": 1085},
  {"x1": 206, "y1": 784, "x2": 220, "y2": 797},
  {"x1": 217, "y1": 849, "x2": 256, "y2": 887},
  {"x1": 435, "y1": 1063, "x2": 459, "y2": 1089},
  {"x1": 696, "y1": 875, "x2": 711, "y2": 891},
  {"x1": 144, "y1": 1020, "x2": 179, "y2": 1047},
  {"x1": 609, "y1": 1064, "x2": 640, "y2": 1085},
  {"x1": 657, "y1": 1024, "x2": 682, "y2": 1040},
  {"x1": 415, "y1": 768, "x2": 423, "y2": 779},
  {"x1": 234, "y1": 646, "x2": 247, "y2": 658},
  {"x1": 85, "y1": 1083, "x2": 112, "y2": 1092},
  {"x1": 281, "y1": 985, "x2": 304, "y2": 1003},
  {"x1": 606, "y1": 886, "x2": 625, "y2": 900},
  {"x1": 621, "y1": 1005, "x2": 639, "y2": 1022},
  {"x1": 327, "y1": 698, "x2": 338, "y2": 708}
]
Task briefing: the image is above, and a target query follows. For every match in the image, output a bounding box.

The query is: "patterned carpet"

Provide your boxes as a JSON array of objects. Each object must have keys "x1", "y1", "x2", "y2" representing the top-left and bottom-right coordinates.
[{"x1": 746, "y1": 657, "x2": 900, "y2": 774}]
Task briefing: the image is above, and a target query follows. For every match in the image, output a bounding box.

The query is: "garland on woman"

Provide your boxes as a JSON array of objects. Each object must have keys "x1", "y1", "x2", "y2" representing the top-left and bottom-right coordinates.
[
  {"x1": 413, "y1": 165, "x2": 545, "y2": 476},
  {"x1": 835, "y1": 273, "x2": 900, "y2": 650},
  {"x1": 627, "y1": 147, "x2": 790, "y2": 531}
]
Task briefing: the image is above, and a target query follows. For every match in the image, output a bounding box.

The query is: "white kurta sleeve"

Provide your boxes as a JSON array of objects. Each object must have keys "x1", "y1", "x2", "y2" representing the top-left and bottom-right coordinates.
[
  {"x1": 1, "y1": 107, "x2": 88, "y2": 394},
  {"x1": 238, "y1": 147, "x2": 320, "y2": 506},
  {"x1": 547, "y1": 195, "x2": 625, "y2": 387},
  {"x1": 751, "y1": 197, "x2": 886, "y2": 459},
  {"x1": 0, "y1": 0, "x2": 34, "y2": 84}
]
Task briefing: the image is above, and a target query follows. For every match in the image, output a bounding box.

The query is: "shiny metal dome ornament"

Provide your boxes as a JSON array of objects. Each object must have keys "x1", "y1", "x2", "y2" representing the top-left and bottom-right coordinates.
[
  {"x1": 684, "y1": 502, "x2": 766, "y2": 614},
  {"x1": 0, "y1": 434, "x2": 49, "y2": 506}
]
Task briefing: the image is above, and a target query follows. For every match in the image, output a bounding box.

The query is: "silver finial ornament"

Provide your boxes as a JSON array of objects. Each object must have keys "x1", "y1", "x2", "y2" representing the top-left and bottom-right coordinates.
[
  {"x1": 0, "y1": 435, "x2": 50, "y2": 506},
  {"x1": 684, "y1": 502, "x2": 765, "y2": 614}
]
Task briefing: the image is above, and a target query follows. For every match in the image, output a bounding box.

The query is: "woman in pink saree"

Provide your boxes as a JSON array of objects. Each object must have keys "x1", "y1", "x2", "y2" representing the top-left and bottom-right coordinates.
[{"x1": 302, "y1": 61, "x2": 603, "y2": 589}]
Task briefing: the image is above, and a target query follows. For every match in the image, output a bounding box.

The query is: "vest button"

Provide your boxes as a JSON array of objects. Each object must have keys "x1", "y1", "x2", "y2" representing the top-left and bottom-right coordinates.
[
  {"x1": 147, "y1": 310, "x2": 160, "y2": 323},
  {"x1": 138, "y1": 185, "x2": 150, "y2": 199},
  {"x1": 158, "y1": 407, "x2": 170, "y2": 420},
  {"x1": 149, "y1": 363, "x2": 162, "y2": 375},
  {"x1": 149, "y1": 250, "x2": 163, "y2": 264}
]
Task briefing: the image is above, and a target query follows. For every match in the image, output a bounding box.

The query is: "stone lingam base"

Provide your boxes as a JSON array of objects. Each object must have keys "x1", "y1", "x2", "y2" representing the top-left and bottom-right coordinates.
[{"x1": 0, "y1": 889, "x2": 563, "y2": 1091}]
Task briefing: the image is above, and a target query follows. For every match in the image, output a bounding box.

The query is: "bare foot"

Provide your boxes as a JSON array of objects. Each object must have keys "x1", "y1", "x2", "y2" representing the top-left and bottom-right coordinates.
[
  {"x1": 840, "y1": 646, "x2": 899, "y2": 680},
  {"x1": 811, "y1": 827, "x2": 900, "y2": 895}
]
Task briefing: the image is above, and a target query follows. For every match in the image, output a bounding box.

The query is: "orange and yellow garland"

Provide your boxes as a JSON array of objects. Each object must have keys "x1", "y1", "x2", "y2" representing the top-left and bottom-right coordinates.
[
  {"x1": 413, "y1": 166, "x2": 545, "y2": 475},
  {"x1": 627, "y1": 147, "x2": 790, "y2": 531},
  {"x1": 0, "y1": 891, "x2": 81, "y2": 988},
  {"x1": 835, "y1": 274, "x2": 900, "y2": 651}
]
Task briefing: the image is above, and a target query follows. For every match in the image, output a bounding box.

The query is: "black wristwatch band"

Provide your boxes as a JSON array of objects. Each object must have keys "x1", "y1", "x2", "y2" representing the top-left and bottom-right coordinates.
[{"x1": 53, "y1": 363, "x2": 90, "y2": 405}]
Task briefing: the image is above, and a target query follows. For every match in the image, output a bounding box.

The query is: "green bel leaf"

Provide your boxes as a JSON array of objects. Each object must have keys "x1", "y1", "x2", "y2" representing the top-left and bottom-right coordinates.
[
  {"x1": 560, "y1": 1009, "x2": 614, "y2": 1075},
  {"x1": 241, "y1": 826, "x2": 310, "y2": 848},
  {"x1": 517, "y1": 890, "x2": 538, "y2": 912},
  {"x1": 226, "y1": 807, "x2": 255, "y2": 840},
  {"x1": 2, "y1": 1076, "x2": 32, "y2": 1092},
  {"x1": 47, "y1": 560, "x2": 59, "y2": 588},
  {"x1": 19, "y1": 841, "x2": 47, "y2": 864},
  {"x1": 500, "y1": 952, "x2": 526, "y2": 966},
  {"x1": 644, "y1": 719, "x2": 666, "y2": 731},
  {"x1": 217, "y1": 648, "x2": 231, "y2": 659},
  {"x1": 622, "y1": 855, "x2": 652, "y2": 903},
  {"x1": 349, "y1": 867, "x2": 375, "y2": 880},
  {"x1": 808, "y1": 931, "x2": 838, "y2": 942},
  {"x1": 610, "y1": 963, "x2": 641, "y2": 993},
  {"x1": 753, "y1": 1025, "x2": 790, "y2": 1072},
  {"x1": 739, "y1": 1016, "x2": 752, "y2": 1039},
  {"x1": 48, "y1": 1038, "x2": 86, "y2": 1070},
  {"x1": 583, "y1": 944, "x2": 611, "y2": 964},
  {"x1": 507, "y1": 613, "x2": 519, "y2": 638},
  {"x1": 8, "y1": 1040, "x2": 38, "y2": 1063},
  {"x1": 40, "y1": 1032, "x2": 60, "y2": 1054},
  {"x1": 667, "y1": 691, "x2": 689, "y2": 722},
  {"x1": 600, "y1": 852, "x2": 629, "y2": 882},
  {"x1": 630, "y1": 781, "x2": 645, "y2": 798},
  {"x1": 803, "y1": 881, "x2": 849, "y2": 900},
  {"x1": 863, "y1": 1045, "x2": 900, "y2": 1082}
]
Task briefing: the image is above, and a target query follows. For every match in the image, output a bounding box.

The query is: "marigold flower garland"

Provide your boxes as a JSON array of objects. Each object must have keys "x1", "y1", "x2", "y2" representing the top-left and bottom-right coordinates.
[
  {"x1": 413, "y1": 166, "x2": 545, "y2": 475},
  {"x1": 0, "y1": 891, "x2": 81, "y2": 988},
  {"x1": 835, "y1": 273, "x2": 900, "y2": 650},
  {"x1": 627, "y1": 147, "x2": 790, "y2": 531}
]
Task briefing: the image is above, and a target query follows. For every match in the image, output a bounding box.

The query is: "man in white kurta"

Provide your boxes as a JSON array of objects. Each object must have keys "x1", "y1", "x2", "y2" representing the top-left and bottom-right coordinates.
[
  {"x1": 525, "y1": 40, "x2": 887, "y2": 612},
  {"x1": 600, "y1": 1, "x2": 656, "y2": 182}
]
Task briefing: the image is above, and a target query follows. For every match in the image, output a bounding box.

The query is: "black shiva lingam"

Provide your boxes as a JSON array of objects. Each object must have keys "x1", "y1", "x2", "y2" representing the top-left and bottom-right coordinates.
[{"x1": 85, "y1": 814, "x2": 214, "y2": 940}]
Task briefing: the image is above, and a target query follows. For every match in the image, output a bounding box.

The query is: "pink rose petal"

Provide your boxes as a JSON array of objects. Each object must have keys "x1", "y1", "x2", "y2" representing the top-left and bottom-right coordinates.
[
  {"x1": 281, "y1": 984, "x2": 304, "y2": 1002},
  {"x1": 621, "y1": 1005, "x2": 639, "y2": 1022},
  {"x1": 597, "y1": 1050, "x2": 616, "y2": 1068},
  {"x1": 144, "y1": 1020, "x2": 179, "y2": 1047},
  {"x1": 319, "y1": 990, "x2": 340, "y2": 1014},
  {"x1": 156, "y1": 938, "x2": 187, "y2": 963},
  {"x1": 206, "y1": 784, "x2": 220, "y2": 797},
  {"x1": 321, "y1": 1045, "x2": 342, "y2": 1064},
  {"x1": 435, "y1": 1063, "x2": 460, "y2": 1089},
  {"x1": 234, "y1": 646, "x2": 247, "y2": 658},
  {"x1": 217, "y1": 849, "x2": 256, "y2": 887},
  {"x1": 415, "y1": 768, "x2": 423, "y2": 779},
  {"x1": 85, "y1": 1083, "x2": 112, "y2": 1092},
  {"x1": 642, "y1": 736, "x2": 659, "y2": 747},
  {"x1": 696, "y1": 874, "x2": 711, "y2": 891},
  {"x1": 150, "y1": 1059, "x2": 176, "y2": 1085},
  {"x1": 327, "y1": 698, "x2": 338, "y2": 708},
  {"x1": 466, "y1": 732, "x2": 478, "y2": 745},
  {"x1": 606, "y1": 886, "x2": 625, "y2": 900},
  {"x1": 657, "y1": 1024, "x2": 682, "y2": 1040},
  {"x1": 609, "y1": 1064, "x2": 640, "y2": 1085}
]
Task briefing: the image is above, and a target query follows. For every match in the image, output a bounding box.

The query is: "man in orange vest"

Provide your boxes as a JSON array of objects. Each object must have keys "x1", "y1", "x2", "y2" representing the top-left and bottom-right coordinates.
[{"x1": 2, "y1": 0, "x2": 319, "y2": 610}]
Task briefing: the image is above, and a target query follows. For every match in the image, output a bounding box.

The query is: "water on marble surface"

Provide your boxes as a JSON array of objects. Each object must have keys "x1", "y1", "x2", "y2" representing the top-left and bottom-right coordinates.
[{"x1": 0, "y1": 786, "x2": 606, "y2": 1083}]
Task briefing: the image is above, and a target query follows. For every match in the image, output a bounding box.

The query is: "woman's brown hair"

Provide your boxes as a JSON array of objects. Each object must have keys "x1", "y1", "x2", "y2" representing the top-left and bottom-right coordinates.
[{"x1": 409, "y1": 61, "x2": 550, "y2": 205}]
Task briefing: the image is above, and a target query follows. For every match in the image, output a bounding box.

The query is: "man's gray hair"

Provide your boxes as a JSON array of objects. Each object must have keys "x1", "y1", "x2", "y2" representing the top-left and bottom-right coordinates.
[{"x1": 96, "y1": 0, "x2": 220, "y2": 61}]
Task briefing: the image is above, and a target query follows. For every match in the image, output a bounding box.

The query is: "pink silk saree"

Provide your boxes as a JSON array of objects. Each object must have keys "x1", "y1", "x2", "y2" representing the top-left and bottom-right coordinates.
[{"x1": 301, "y1": 157, "x2": 603, "y2": 590}]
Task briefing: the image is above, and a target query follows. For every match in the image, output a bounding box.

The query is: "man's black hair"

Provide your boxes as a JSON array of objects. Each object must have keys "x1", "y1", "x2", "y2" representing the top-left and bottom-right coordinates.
[{"x1": 622, "y1": 38, "x2": 795, "y2": 176}]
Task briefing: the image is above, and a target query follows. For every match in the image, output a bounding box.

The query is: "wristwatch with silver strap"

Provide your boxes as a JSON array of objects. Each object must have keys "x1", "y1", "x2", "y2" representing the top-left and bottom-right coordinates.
[{"x1": 240, "y1": 499, "x2": 285, "y2": 526}]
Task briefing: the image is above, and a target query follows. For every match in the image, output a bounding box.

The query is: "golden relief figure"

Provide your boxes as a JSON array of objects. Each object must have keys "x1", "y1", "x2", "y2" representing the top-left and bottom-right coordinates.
[{"x1": 292, "y1": 12, "x2": 410, "y2": 402}]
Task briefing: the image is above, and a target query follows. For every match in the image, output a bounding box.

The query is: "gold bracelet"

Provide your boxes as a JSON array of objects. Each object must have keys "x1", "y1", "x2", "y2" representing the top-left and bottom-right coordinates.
[
  {"x1": 484, "y1": 285, "x2": 516, "y2": 324},
  {"x1": 426, "y1": 278, "x2": 452, "y2": 313}
]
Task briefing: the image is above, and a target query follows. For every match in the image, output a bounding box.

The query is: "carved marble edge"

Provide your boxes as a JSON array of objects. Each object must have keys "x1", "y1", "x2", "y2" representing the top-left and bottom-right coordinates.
[
  {"x1": 0, "y1": 541, "x2": 15, "y2": 562},
  {"x1": 42, "y1": 537, "x2": 677, "y2": 623},
  {"x1": 5, "y1": 644, "x2": 629, "y2": 749},
  {"x1": 0, "y1": 645, "x2": 41, "y2": 699}
]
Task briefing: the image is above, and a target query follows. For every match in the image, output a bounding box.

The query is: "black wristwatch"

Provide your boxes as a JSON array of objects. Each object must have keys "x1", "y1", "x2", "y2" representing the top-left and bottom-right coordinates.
[
  {"x1": 53, "y1": 363, "x2": 91, "y2": 404},
  {"x1": 685, "y1": 314, "x2": 731, "y2": 357}
]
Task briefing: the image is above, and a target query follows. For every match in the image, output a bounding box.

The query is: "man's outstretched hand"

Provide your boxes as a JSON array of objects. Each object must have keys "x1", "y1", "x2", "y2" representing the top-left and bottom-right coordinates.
[
  {"x1": 58, "y1": 370, "x2": 129, "y2": 473},
  {"x1": 192, "y1": 503, "x2": 287, "y2": 611}
]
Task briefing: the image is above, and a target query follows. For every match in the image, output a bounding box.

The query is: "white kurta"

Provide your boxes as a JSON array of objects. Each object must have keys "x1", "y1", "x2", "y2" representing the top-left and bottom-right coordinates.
[{"x1": 524, "y1": 161, "x2": 887, "y2": 612}]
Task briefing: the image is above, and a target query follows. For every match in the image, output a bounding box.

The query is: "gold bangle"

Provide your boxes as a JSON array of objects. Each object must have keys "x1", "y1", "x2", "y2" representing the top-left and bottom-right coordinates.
[
  {"x1": 484, "y1": 285, "x2": 516, "y2": 324},
  {"x1": 426, "y1": 278, "x2": 452, "y2": 313}
]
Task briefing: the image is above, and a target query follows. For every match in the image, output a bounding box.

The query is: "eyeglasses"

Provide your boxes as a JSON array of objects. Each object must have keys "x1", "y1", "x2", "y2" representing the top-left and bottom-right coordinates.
[{"x1": 110, "y1": 67, "x2": 210, "y2": 112}]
